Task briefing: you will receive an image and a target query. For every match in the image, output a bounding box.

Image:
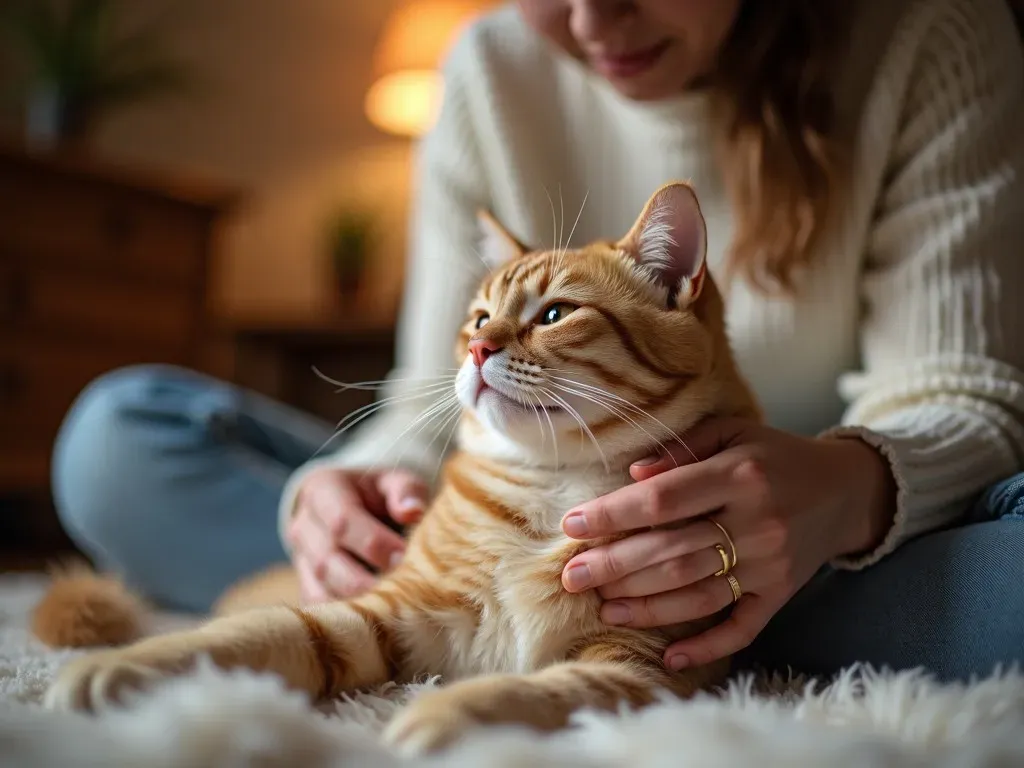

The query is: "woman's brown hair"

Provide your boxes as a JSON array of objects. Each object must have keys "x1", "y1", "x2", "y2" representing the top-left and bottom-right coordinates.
[{"x1": 711, "y1": 0, "x2": 848, "y2": 294}]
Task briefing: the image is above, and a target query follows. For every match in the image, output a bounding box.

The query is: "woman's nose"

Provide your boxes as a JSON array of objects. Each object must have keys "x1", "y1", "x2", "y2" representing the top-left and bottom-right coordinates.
[{"x1": 569, "y1": 0, "x2": 633, "y2": 45}]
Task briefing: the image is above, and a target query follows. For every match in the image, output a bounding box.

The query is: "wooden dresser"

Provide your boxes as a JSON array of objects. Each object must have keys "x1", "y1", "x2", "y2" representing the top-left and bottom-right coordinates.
[{"x1": 0, "y1": 142, "x2": 239, "y2": 503}]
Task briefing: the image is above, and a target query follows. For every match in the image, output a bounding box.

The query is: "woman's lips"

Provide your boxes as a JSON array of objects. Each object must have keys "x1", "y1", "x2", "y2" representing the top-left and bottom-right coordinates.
[{"x1": 589, "y1": 40, "x2": 672, "y2": 79}]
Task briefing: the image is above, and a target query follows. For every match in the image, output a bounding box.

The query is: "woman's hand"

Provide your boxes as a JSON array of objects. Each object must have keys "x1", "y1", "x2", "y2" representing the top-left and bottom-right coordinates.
[
  {"x1": 287, "y1": 467, "x2": 429, "y2": 603},
  {"x1": 560, "y1": 416, "x2": 898, "y2": 671}
]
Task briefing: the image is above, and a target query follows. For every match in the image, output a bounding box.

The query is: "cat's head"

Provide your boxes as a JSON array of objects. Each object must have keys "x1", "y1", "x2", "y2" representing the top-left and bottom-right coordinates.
[{"x1": 453, "y1": 182, "x2": 748, "y2": 469}]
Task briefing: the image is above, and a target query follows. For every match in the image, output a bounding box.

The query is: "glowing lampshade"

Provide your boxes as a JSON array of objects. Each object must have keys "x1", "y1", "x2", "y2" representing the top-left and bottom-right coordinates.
[{"x1": 366, "y1": 0, "x2": 498, "y2": 137}]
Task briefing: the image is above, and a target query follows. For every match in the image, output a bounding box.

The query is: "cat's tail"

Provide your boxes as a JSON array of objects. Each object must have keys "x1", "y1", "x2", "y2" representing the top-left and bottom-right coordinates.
[
  {"x1": 31, "y1": 560, "x2": 147, "y2": 649},
  {"x1": 31, "y1": 560, "x2": 303, "y2": 648}
]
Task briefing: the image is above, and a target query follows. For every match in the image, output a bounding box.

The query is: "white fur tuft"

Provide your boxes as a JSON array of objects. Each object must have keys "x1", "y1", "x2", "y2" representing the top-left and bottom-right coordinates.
[
  {"x1": 628, "y1": 186, "x2": 707, "y2": 305},
  {"x1": 6, "y1": 661, "x2": 1024, "y2": 766},
  {"x1": 636, "y1": 203, "x2": 679, "y2": 275}
]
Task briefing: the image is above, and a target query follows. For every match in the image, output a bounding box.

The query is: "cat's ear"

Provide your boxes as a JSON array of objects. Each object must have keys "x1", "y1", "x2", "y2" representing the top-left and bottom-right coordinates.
[
  {"x1": 619, "y1": 182, "x2": 707, "y2": 307},
  {"x1": 477, "y1": 210, "x2": 528, "y2": 269}
]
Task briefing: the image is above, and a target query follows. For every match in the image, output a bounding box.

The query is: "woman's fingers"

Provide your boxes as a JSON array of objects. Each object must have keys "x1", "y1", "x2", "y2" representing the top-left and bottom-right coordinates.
[
  {"x1": 321, "y1": 550, "x2": 378, "y2": 597},
  {"x1": 289, "y1": 512, "x2": 337, "y2": 577},
  {"x1": 599, "y1": 567, "x2": 751, "y2": 629},
  {"x1": 629, "y1": 416, "x2": 749, "y2": 481},
  {"x1": 291, "y1": 512, "x2": 377, "y2": 599},
  {"x1": 305, "y1": 472, "x2": 407, "y2": 572},
  {"x1": 376, "y1": 470, "x2": 429, "y2": 525},
  {"x1": 561, "y1": 520, "x2": 722, "y2": 593},
  {"x1": 563, "y1": 453, "x2": 742, "y2": 537},
  {"x1": 295, "y1": 556, "x2": 331, "y2": 604},
  {"x1": 597, "y1": 545, "x2": 728, "y2": 600},
  {"x1": 663, "y1": 595, "x2": 775, "y2": 670}
]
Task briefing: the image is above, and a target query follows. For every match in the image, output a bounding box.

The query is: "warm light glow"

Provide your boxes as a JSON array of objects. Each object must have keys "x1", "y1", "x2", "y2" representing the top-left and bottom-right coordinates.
[
  {"x1": 366, "y1": 0, "x2": 497, "y2": 137},
  {"x1": 364, "y1": 70, "x2": 443, "y2": 138}
]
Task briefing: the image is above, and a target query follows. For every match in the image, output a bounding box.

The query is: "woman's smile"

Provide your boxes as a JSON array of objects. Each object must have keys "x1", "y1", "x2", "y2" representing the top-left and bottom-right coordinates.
[{"x1": 587, "y1": 39, "x2": 673, "y2": 79}]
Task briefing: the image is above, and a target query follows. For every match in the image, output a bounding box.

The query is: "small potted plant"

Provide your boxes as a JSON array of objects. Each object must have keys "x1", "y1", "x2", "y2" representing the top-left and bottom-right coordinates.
[
  {"x1": 1, "y1": 0, "x2": 193, "y2": 149},
  {"x1": 326, "y1": 208, "x2": 377, "y2": 299}
]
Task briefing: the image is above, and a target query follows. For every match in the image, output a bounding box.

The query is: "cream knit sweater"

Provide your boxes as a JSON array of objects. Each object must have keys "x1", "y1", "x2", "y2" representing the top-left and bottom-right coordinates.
[{"x1": 281, "y1": 0, "x2": 1024, "y2": 569}]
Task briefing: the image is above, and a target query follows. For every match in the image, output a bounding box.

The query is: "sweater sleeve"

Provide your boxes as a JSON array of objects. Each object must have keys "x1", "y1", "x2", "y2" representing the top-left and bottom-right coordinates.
[
  {"x1": 276, "y1": 33, "x2": 492, "y2": 547},
  {"x1": 823, "y1": 0, "x2": 1024, "y2": 569}
]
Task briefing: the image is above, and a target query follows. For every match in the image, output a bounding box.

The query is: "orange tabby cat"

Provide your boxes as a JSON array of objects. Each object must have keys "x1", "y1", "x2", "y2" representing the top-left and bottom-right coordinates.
[{"x1": 43, "y1": 182, "x2": 761, "y2": 755}]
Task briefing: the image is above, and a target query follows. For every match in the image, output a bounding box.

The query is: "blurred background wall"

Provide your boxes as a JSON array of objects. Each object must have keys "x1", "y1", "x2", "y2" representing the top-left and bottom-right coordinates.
[
  {"x1": 0, "y1": 0, "x2": 496, "y2": 559},
  {"x1": 0, "y1": 0, "x2": 416, "y2": 320}
]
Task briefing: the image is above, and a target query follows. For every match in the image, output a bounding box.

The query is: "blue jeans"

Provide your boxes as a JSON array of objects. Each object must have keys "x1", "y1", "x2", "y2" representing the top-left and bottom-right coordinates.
[{"x1": 52, "y1": 365, "x2": 1024, "y2": 682}]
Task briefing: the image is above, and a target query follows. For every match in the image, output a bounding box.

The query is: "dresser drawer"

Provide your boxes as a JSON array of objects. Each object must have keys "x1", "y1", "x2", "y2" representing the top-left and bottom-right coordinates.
[
  {"x1": 2, "y1": 265, "x2": 199, "y2": 348},
  {"x1": 0, "y1": 170, "x2": 208, "y2": 286}
]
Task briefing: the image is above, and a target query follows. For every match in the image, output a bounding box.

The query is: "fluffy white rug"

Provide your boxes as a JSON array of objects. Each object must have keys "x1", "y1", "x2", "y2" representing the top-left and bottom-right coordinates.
[{"x1": 2, "y1": 573, "x2": 1024, "y2": 767}]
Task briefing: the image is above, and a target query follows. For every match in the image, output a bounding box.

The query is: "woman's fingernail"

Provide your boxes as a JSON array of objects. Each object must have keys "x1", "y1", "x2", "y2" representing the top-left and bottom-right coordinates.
[
  {"x1": 602, "y1": 602, "x2": 633, "y2": 625},
  {"x1": 398, "y1": 496, "x2": 424, "y2": 512},
  {"x1": 389, "y1": 551, "x2": 404, "y2": 570},
  {"x1": 563, "y1": 564, "x2": 592, "y2": 591},
  {"x1": 563, "y1": 512, "x2": 589, "y2": 538},
  {"x1": 633, "y1": 454, "x2": 661, "y2": 467},
  {"x1": 667, "y1": 653, "x2": 690, "y2": 670}
]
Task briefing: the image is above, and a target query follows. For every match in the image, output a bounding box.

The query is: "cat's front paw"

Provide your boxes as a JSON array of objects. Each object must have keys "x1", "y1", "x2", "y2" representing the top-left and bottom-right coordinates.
[
  {"x1": 382, "y1": 698, "x2": 480, "y2": 756},
  {"x1": 44, "y1": 648, "x2": 184, "y2": 713}
]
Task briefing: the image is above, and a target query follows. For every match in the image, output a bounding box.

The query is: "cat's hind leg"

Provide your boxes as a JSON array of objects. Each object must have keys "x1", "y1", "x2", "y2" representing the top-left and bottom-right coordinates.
[
  {"x1": 383, "y1": 630, "x2": 728, "y2": 755},
  {"x1": 44, "y1": 598, "x2": 401, "y2": 713}
]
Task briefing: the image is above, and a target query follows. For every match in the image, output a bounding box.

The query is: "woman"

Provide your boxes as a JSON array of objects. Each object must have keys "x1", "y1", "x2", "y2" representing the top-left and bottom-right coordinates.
[{"x1": 52, "y1": 0, "x2": 1024, "y2": 683}]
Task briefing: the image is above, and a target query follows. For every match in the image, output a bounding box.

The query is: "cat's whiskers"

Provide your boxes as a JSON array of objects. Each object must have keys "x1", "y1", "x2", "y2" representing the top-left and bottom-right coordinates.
[
  {"x1": 411, "y1": 404, "x2": 463, "y2": 471},
  {"x1": 544, "y1": 186, "x2": 559, "y2": 255},
  {"x1": 364, "y1": 391, "x2": 462, "y2": 477},
  {"x1": 309, "y1": 383, "x2": 457, "y2": 458},
  {"x1": 539, "y1": 386, "x2": 609, "y2": 472},
  {"x1": 395, "y1": 395, "x2": 462, "y2": 453},
  {"x1": 469, "y1": 244, "x2": 494, "y2": 273},
  {"x1": 432, "y1": 399, "x2": 465, "y2": 482},
  {"x1": 525, "y1": 392, "x2": 546, "y2": 450},
  {"x1": 558, "y1": 184, "x2": 565, "y2": 255},
  {"x1": 562, "y1": 189, "x2": 589, "y2": 263},
  {"x1": 329, "y1": 381, "x2": 457, "y2": 437},
  {"x1": 548, "y1": 381, "x2": 675, "y2": 463},
  {"x1": 530, "y1": 390, "x2": 560, "y2": 469},
  {"x1": 312, "y1": 367, "x2": 458, "y2": 392},
  {"x1": 546, "y1": 373, "x2": 697, "y2": 463}
]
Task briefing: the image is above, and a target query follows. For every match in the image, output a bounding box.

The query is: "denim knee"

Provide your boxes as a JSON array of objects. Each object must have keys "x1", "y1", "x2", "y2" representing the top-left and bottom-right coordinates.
[{"x1": 50, "y1": 364, "x2": 197, "y2": 567}]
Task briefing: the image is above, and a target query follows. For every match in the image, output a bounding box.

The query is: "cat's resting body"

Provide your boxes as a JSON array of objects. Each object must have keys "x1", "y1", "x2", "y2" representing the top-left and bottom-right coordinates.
[{"x1": 42, "y1": 183, "x2": 761, "y2": 755}]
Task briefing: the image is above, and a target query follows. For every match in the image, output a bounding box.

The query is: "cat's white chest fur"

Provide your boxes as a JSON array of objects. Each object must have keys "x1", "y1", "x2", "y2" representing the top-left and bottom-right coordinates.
[{"x1": 451, "y1": 467, "x2": 630, "y2": 678}]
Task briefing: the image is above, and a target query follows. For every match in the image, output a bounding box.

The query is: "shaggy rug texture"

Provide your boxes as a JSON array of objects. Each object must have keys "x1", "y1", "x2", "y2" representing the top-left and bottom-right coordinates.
[{"x1": 2, "y1": 573, "x2": 1024, "y2": 767}]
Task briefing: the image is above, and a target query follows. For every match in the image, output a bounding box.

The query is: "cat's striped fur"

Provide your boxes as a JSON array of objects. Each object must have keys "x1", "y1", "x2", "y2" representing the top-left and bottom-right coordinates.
[{"x1": 43, "y1": 183, "x2": 762, "y2": 755}]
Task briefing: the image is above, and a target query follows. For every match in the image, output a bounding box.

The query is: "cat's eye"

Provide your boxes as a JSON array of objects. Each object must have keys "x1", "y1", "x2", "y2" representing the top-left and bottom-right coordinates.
[
  {"x1": 475, "y1": 313, "x2": 490, "y2": 330},
  {"x1": 541, "y1": 303, "x2": 577, "y2": 325}
]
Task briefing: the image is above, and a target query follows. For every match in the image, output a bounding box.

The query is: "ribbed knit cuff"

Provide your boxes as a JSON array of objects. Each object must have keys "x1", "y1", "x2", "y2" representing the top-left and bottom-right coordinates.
[{"x1": 819, "y1": 403, "x2": 1021, "y2": 570}]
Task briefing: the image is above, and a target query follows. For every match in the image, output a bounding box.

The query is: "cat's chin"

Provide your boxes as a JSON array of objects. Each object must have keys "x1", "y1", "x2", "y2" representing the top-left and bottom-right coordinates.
[{"x1": 473, "y1": 387, "x2": 566, "y2": 434}]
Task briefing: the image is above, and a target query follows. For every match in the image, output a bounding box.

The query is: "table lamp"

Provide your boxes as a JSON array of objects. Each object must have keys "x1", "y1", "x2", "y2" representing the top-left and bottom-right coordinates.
[{"x1": 365, "y1": 0, "x2": 499, "y2": 138}]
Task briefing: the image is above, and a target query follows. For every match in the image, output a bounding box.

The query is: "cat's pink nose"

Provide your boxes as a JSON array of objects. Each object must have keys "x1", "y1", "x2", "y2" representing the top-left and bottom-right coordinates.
[{"x1": 469, "y1": 337, "x2": 502, "y2": 368}]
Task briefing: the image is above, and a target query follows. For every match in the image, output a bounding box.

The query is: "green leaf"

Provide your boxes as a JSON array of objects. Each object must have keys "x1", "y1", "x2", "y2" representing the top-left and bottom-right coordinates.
[
  {"x1": 0, "y1": 2, "x2": 65, "y2": 80},
  {"x1": 0, "y1": 0, "x2": 196, "y2": 107}
]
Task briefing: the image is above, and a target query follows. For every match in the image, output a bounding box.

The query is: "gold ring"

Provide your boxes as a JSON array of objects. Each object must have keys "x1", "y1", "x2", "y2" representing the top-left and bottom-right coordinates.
[
  {"x1": 724, "y1": 573, "x2": 742, "y2": 603},
  {"x1": 709, "y1": 519, "x2": 738, "y2": 570},
  {"x1": 713, "y1": 544, "x2": 731, "y2": 576}
]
